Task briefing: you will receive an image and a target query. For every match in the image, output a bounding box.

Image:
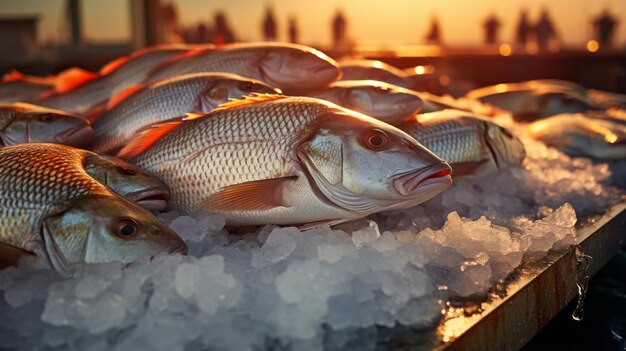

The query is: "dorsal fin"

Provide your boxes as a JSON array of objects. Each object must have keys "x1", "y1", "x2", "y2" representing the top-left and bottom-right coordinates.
[
  {"x1": 211, "y1": 94, "x2": 287, "y2": 113},
  {"x1": 83, "y1": 104, "x2": 106, "y2": 122},
  {"x1": 169, "y1": 47, "x2": 210, "y2": 62},
  {"x1": 54, "y1": 67, "x2": 99, "y2": 93},
  {"x1": 107, "y1": 84, "x2": 148, "y2": 109},
  {"x1": 183, "y1": 112, "x2": 205, "y2": 121},
  {"x1": 117, "y1": 121, "x2": 182, "y2": 159},
  {"x1": 100, "y1": 56, "x2": 130, "y2": 75},
  {"x1": 2, "y1": 70, "x2": 25, "y2": 82}
]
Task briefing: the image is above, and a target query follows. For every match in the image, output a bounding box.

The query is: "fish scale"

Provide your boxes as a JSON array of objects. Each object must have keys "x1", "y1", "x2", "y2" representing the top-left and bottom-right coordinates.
[
  {"x1": 146, "y1": 48, "x2": 263, "y2": 84},
  {"x1": 38, "y1": 47, "x2": 192, "y2": 114},
  {"x1": 131, "y1": 98, "x2": 327, "y2": 214},
  {"x1": 91, "y1": 73, "x2": 278, "y2": 154},
  {"x1": 405, "y1": 116, "x2": 487, "y2": 164},
  {"x1": 0, "y1": 144, "x2": 108, "y2": 248}
]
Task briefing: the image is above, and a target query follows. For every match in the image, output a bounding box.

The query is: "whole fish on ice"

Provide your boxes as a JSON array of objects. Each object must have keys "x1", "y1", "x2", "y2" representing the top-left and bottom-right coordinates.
[
  {"x1": 301, "y1": 80, "x2": 423, "y2": 125},
  {"x1": 0, "y1": 102, "x2": 92, "y2": 147},
  {"x1": 119, "y1": 95, "x2": 452, "y2": 228},
  {"x1": 36, "y1": 45, "x2": 202, "y2": 114},
  {"x1": 466, "y1": 83, "x2": 605, "y2": 121},
  {"x1": 0, "y1": 143, "x2": 185, "y2": 271},
  {"x1": 0, "y1": 71, "x2": 55, "y2": 103},
  {"x1": 144, "y1": 42, "x2": 340, "y2": 92},
  {"x1": 90, "y1": 72, "x2": 280, "y2": 154},
  {"x1": 528, "y1": 113, "x2": 626, "y2": 159},
  {"x1": 338, "y1": 59, "x2": 413, "y2": 88},
  {"x1": 398, "y1": 110, "x2": 526, "y2": 176}
]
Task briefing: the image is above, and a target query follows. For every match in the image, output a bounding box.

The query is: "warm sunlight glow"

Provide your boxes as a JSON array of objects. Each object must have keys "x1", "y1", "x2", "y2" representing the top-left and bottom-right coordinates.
[
  {"x1": 439, "y1": 75, "x2": 450, "y2": 86},
  {"x1": 495, "y1": 83, "x2": 508, "y2": 93},
  {"x1": 498, "y1": 43, "x2": 512, "y2": 56},
  {"x1": 586, "y1": 40, "x2": 600, "y2": 53},
  {"x1": 415, "y1": 65, "x2": 426, "y2": 75},
  {"x1": 526, "y1": 42, "x2": 539, "y2": 55},
  {"x1": 372, "y1": 60, "x2": 384, "y2": 69}
]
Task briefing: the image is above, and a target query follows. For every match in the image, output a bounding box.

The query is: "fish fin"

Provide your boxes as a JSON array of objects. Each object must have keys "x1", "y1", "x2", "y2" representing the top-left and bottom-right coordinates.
[
  {"x1": 38, "y1": 89, "x2": 57, "y2": 99},
  {"x1": 41, "y1": 218, "x2": 69, "y2": 272},
  {"x1": 83, "y1": 104, "x2": 106, "y2": 122},
  {"x1": 298, "y1": 218, "x2": 351, "y2": 231},
  {"x1": 212, "y1": 93, "x2": 287, "y2": 113},
  {"x1": 2, "y1": 70, "x2": 25, "y2": 82},
  {"x1": 100, "y1": 56, "x2": 130, "y2": 75},
  {"x1": 168, "y1": 47, "x2": 210, "y2": 62},
  {"x1": 117, "y1": 121, "x2": 183, "y2": 159},
  {"x1": 202, "y1": 176, "x2": 297, "y2": 211},
  {"x1": 54, "y1": 67, "x2": 99, "y2": 93},
  {"x1": 450, "y1": 160, "x2": 490, "y2": 177},
  {"x1": 107, "y1": 84, "x2": 148, "y2": 109},
  {"x1": 183, "y1": 112, "x2": 205, "y2": 121},
  {"x1": 0, "y1": 242, "x2": 35, "y2": 268}
]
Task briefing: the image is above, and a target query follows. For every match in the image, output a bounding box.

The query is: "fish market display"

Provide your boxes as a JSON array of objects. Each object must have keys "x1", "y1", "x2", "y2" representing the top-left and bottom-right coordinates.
[
  {"x1": 0, "y1": 144, "x2": 186, "y2": 271},
  {"x1": 36, "y1": 45, "x2": 201, "y2": 114},
  {"x1": 338, "y1": 58, "x2": 413, "y2": 88},
  {"x1": 398, "y1": 110, "x2": 525, "y2": 176},
  {"x1": 144, "y1": 42, "x2": 340, "y2": 91},
  {"x1": 0, "y1": 71, "x2": 55, "y2": 103},
  {"x1": 528, "y1": 113, "x2": 626, "y2": 159},
  {"x1": 0, "y1": 102, "x2": 92, "y2": 147},
  {"x1": 90, "y1": 72, "x2": 280, "y2": 154},
  {"x1": 301, "y1": 80, "x2": 423, "y2": 125},
  {"x1": 466, "y1": 82, "x2": 605, "y2": 121},
  {"x1": 120, "y1": 95, "x2": 452, "y2": 227}
]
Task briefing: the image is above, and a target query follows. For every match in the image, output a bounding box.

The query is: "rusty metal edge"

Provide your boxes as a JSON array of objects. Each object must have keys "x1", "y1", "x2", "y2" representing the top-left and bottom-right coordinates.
[{"x1": 439, "y1": 201, "x2": 626, "y2": 351}]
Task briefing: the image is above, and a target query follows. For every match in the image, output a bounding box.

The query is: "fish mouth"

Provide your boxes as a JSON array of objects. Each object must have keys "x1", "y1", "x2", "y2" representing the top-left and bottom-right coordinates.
[
  {"x1": 126, "y1": 188, "x2": 170, "y2": 211},
  {"x1": 55, "y1": 125, "x2": 93, "y2": 147},
  {"x1": 392, "y1": 162, "x2": 452, "y2": 196},
  {"x1": 168, "y1": 245, "x2": 188, "y2": 255}
]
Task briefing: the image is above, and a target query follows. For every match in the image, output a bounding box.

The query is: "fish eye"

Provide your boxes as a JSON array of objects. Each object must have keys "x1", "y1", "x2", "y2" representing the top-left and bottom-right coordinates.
[
  {"x1": 39, "y1": 114, "x2": 56, "y2": 122},
  {"x1": 115, "y1": 218, "x2": 139, "y2": 238},
  {"x1": 363, "y1": 129, "x2": 389, "y2": 150},
  {"x1": 239, "y1": 82, "x2": 255, "y2": 91},
  {"x1": 116, "y1": 166, "x2": 137, "y2": 176}
]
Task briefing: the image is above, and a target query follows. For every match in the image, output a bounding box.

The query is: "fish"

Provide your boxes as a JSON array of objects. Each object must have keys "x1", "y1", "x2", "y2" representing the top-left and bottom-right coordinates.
[
  {"x1": 398, "y1": 110, "x2": 526, "y2": 176},
  {"x1": 144, "y1": 42, "x2": 340, "y2": 92},
  {"x1": 465, "y1": 83, "x2": 605, "y2": 121},
  {"x1": 528, "y1": 113, "x2": 626, "y2": 159},
  {"x1": 82, "y1": 152, "x2": 171, "y2": 211},
  {"x1": 118, "y1": 94, "x2": 452, "y2": 228},
  {"x1": 36, "y1": 45, "x2": 202, "y2": 114},
  {"x1": 337, "y1": 59, "x2": 413, "y2": 88},
  {"x1": 90, "y1": 72, "x2": 280, "y2": 154},
  {"x1": 0, "y1": 143, "x2": 185, "y2": 271},
  {"x1": 301, "y1": 80, "x2": 423, "y2": 125},
  {"x1": 0, "y1": 70, "x2": 55, "y2": 103},
  {"x1": 0, "y1": 102, "x2": 92, "y2": 147}
]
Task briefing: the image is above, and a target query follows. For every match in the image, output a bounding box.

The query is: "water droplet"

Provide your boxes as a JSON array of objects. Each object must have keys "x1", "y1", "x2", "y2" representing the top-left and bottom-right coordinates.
[{"x1": 571, "y1": 246, "x2": 592, "y2": 321}]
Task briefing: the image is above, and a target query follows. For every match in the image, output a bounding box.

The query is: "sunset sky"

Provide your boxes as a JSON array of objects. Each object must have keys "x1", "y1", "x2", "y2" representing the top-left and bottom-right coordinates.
[{"x1": 2, "y1": 0, "x2": 625, "y2": 48}]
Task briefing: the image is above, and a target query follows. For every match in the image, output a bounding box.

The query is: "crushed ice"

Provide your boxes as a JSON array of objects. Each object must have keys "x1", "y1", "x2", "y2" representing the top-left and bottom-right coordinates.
[{"x1": 1, "y1": 122, "x2": 624, "y2": 349}]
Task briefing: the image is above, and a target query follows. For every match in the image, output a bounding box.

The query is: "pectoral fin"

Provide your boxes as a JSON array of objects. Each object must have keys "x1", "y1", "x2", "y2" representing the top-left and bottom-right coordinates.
[
  {"x1": 41, "y1": 219, "x2": 69, "y2": 272},
  {"x1": 202, "y1": 176, "x2": 297, "y2": 211}
]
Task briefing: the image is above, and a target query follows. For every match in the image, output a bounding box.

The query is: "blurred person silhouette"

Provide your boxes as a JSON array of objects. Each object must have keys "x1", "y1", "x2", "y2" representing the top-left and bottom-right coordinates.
[
  {"x1": 483, "y1": 13, "x2": 501, "y2": 45},
  {"x1": 214, "y1": 12, "x2": 235, "y2": 45},
  {"x1": 593, "y1": 9, "x2": 619, "y2": 47},
  {"x1": 288, "y1": 17, "x2": 298, "y2": 43},
  {"x1": 425, "y1": 16, "x2": 441, "y2": 45},
  {"x1": 535, "y1": 9, "x2": 558, "y2": 52},
  {"x1": 262, "y1": 5, "x2": 277, "y2": 41},
  {"x1": 515, "y1": 9, "x2": 531, "y2": 47},
  {"x1": 195, "y1": 23, "x2": 212, "y2": 43},
  {"x1": 332, "y1": 10, "x2": 347, "y2": 48},
  {"x1": 160, "y1": 2, "x2": 183, "y2": 43}
]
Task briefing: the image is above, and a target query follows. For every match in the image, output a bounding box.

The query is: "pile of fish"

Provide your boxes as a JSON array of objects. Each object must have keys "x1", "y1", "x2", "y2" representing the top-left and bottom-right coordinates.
[{"x1": 0, "y1": 41, "x2": 624, "y2": 275}]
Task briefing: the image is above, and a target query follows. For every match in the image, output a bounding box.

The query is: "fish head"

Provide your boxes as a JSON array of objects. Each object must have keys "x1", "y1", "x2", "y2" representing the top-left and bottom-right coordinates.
[
  {"x1": 484, "y1": 122, "x2": 526, "y2": 169},
  {"x1": 42, "y1": 195, "x2": 186, "y2": 270},
  {"x1": 199, "y1": 76, "x2": 281, "y2": 111},
  {"x1": 259, "y1": 45, "x2": 340, "y2": 90},
  {"x1": 297, "y1": 106, "x2": 452, "y2": 214},
  {"x1": 83, "y1": 154, "x2": 170, "y2": 211},
  {"x1": 1, "y1": 110, "x2": 92, "y2": 147},
  {"x1": 340, "y1": 80, "x2": 423, "y2": 124},
  {"x1": 537, "y1": 91, "x2": 598, "y2": 117}
]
